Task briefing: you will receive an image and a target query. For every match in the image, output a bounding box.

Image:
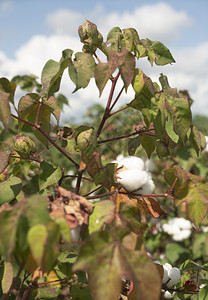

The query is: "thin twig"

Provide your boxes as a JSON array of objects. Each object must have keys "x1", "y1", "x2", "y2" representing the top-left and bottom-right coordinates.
[
  {"x1": 83, "y1": 185, "x2": 103, "y2": 197},
  {"x1": 35, "y1": 138, "x2": 60, "y2": 157},
  {"x1": 35, "y1": 101, "x2": 42, "y2": 126},
  {"x1": 109, "y1": 85, "x2": 125, "y2": 112},
  {"x1": 108, "y1": 105, "x2": 128, "y2": 117},
  {"x1": 75, "y1": 170, "x2": 83, "y2": 195}
]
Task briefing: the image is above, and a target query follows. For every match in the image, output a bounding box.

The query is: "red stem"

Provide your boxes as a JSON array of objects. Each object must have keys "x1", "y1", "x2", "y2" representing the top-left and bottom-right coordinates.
[
  {"x1": 35, "y1": 101, "x2": 42, "y2": 126},
  {"x1": 96, "y1": 71, "x2": 120, "y2": 138},
  {"x1": 109, "y1": 85, "x2": 125, "y2": 112}
]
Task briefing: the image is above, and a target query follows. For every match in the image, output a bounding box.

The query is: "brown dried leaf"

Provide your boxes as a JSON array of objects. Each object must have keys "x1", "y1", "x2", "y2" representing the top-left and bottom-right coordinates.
[{"x1": 138, "y1": 197, "x2": 165, "y2": 218}]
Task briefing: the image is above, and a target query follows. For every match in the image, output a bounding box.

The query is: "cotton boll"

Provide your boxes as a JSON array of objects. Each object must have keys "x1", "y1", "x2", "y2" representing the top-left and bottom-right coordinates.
[
  {"x1": 162, "y1": 268, "x2": 169, "y2": 284},
  {"x1": 162, "y1": 223, "x2": 180, "y2": 235},
  {"x1": 154, "y1": 260, "x2": 161, "y2": 265},
  {"x1": 70, "y1": 226, "x2": 81, "y2": 242},
  {"x1": 117, "y1": 156, "x2": 145, "y2": 170},
  {"x1": 173, "y1": 229, "x2": 191, "y2": 241},
  {"x1": 116, "y1": 169, "x2": 149, "y2": 192},
  {"x1": 164, "y1": 291, "x2": 174, "y2": 299},
  {"x1": 163, "y1": 263, "x2": 172, "y2": 273},
  {"x1": 175, "y1": 218, "x2": 192, "y2": 230},
  {"x1": 139, "y1": 178, "x2": 155, "y2": 194},
  {"x1": 166, "y1": 267, "x2": 181, "y2": 288}
]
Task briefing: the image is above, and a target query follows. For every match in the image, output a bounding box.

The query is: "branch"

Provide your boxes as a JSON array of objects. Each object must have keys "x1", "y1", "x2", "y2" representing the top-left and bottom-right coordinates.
[
  {"x1": 74, "y1": 170, "x2": 83, "y2": 195},
  {"x1": 96, "y1": 71, "x2": 120, "y2": 138},
  {"x1": 11, "y1": 114, "x2": 79, "y2": 168},
  {"x1": 109, "y1": 85, "x2": 125, "y2": 113},
  {"x1": 98, "y1": 128, "x2": 154, "y2": 144}
]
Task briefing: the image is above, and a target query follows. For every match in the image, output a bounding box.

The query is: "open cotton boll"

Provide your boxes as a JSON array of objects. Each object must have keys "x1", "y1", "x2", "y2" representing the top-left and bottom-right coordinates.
[
  {"x1": 117, "y1": 156, "x2": 145, "y2": 170},
  {"x1": 176, "y1": 218, "x2": 192, "y2": 230},
  {"x1": 138, "y1": 178, "x2": 155, "y2": 194},
  {"x1": 164, "y1": 291, "x2": 175, "y2": 299},
  {"x1": 162, "y1": 268, "x2": 169, "y2": 284},
  {"x1": 116, "y1": 169, "x2": 149, "y2": 192},
  {"x1": 166, "y1": 267, "x2": 181, "y2": 288},
  {"x1": 173, "y1": 229, "x2": 191, "y2": 241},
  {"x1": 162, "y1": 223, "x2": 180, "y2": 235},
  {"x1": 163, "y1": 263, "x2": 172, "y2": 273}
]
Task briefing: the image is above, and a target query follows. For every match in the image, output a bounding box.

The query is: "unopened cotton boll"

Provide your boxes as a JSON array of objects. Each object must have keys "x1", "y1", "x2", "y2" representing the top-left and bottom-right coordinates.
[
  {"x1": 116, "y1": 169, "x2": 149, "y2": 192},
  {"x1": 117, "y1": 156, "x2": 145, "y2": 170},
  {"x1": 166, "y1": 267, "x2": 181, "y2": 288}
]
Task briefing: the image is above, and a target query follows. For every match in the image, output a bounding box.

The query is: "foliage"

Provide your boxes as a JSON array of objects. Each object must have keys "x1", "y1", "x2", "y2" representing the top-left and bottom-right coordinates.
[{"x1": 0, "y1": 20, "x2": 208, "y2": 300}]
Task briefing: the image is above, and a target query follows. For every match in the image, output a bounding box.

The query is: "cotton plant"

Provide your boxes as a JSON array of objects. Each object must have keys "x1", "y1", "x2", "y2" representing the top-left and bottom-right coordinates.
[
  {"x1": 113, "y1": 156, "x2": 155, "y2": 194},
  {"x1": 162, "y1": 217, "x2": 192, "y2": 241}
]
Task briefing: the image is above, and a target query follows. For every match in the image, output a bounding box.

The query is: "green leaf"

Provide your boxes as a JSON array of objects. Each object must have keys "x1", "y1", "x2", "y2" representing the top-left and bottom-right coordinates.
[
  {"x1": 165, "y1": 243, "x2": 189, "y2": 264},
  {"x1": 88, "y1": 200, "x2": 115, "y2": 234},
  {"x1": 53, "y1": 217, "x2": 70, "y2": 243},
  {"x1": 39, "y1": 161, "x2": 62, "y2": 191},
  {"x1": 0, "y1": 142, "x2": 11, "y2": 173},
  {"x1": 141, "y1": 134, "x2": 157, "y2": 158},
  {"x1": 164, "y1": 166, "x2": 208, "y2": 227},
  {"x1": 78, "y1": 20, "x2": 103, "y2": 52},
  {"x1": 11, "y1": 74, "x2": 41, "y2": 92},
  {"x1": 192, "y1": 233, "x2": 208, "y2": 259},
  {"x1": 198, "y1": 286, "x2": 208, "y2": 300},
  {"x1": 73, "y1": 229, "x2": 161, "y2": 300},
  {"x1": 40, "y1": 49, "x2": 73, "y2": 97},
  {"x1": 56, "y1": 93, "x2": 69, "y2": 110},
  {"x1": 2, "y1": 261, "x2": 13, "y2": 294},
  {"x1": 0, "y1": 176, "x2": 22, "y2": 205},
  {"x1": 43, "y1": 96, "x2": 61, "y2": 126},
  {"x1": 94, "y1": 62, "x2": 117, "y2": 97},
  {"x1": 94, "y1": 163, "x2": 116, "y2": 190},
  {"x1": 128, "y1": 136, "x2": 141, "y2": 156},
  {"x1": 70, "y1": 285, "x2": 92, "y2": 300},
  {"x1": 128, "y1": 69, "x2": 156, "y2": 111},
  {"x1": 189, "y1": 125, "x2": 206, "y2": 155},
  {"x1": 27, "y1": 221, "x2": 60, "y2": 272},
  {"x1": 0, "y1": 204, "x2": 22, "y2": 257},
  {"x1": 25, "y1": 195, "x2": 51, "y2": 227},
  {"x1": 0, "y1": 77, "x2": 16, "y2": 131},
  {"x1": 68, "y1": 52, "x2": 96, "y2": 92}
]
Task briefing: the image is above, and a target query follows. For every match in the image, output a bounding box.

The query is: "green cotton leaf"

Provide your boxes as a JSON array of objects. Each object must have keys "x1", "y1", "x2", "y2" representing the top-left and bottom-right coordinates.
[
  {"x1": 119, "y1": 50, "x2": 135, "y2": 92},
  {"x1": 56, "y1": 93, "x2": 69, "y2": 110},
  {"x1": 52, "y1": 217, "x2": 70, "y2": 243},
  {"x1": 40, "y1": 49, "x2": 73, "y2": 97},
  {"x1": 141, "y1": 134, "x2": 157, "y2": 158},
  {"x1": 0, "y1": 142, "x2": 11, "y2": 173},
  {"x1": 189, "y1": 125, "x2": 206, "y2": 155},
  {"x1": 166, "y1": 95, "x2": 192, "y2": 142},
  {"x1": 11, "y1": 74, "x2": 41, "y2": 92},
  {"x1": 39, "y1": 161, "x2": 62, "y2": 191},
  {"x1": 128, "y1": 136, "x2": 141, "y2": 156},
  {"x1": 0, "y1": 77, "x2": 16, "y2": 131},
  {"x1": 107, "y1": 27, "x2": 122, "y2": 45},
  {"x1": 27, "y1": 221, "x2": 60, "y2": 272},
  {"x1": 0, "y1": 203, "x2": 23, "y2": 258},
  {"x1": 128, "y1": 69, "x2": 156, "y2": 111},
  {"x1": 0, "y1": 176, "x2": 22, "y2": 205},
  {"x1": 165, "y1": 113, "x2": 179, "y2": 143},
  {"x1": 165, "y1": 243, "x2": 189, "y2": 265},
  {"x1": 164, "y1": 166, "x2": 208, "y2": 227},
  {"x1": 73, "y1": 229, "x2": 161, "y2": 300},
  {"x1": 94, "y1": 163, "x2": 116, "y2": 190},
  {"x1": 25, "y1": 195, "x2": 50, "y2": 227},
  {"x1": 70, "y1": 285, "x2": 92, "y2": 300},
  {"x1": 192, "y1": 233, "x2": 208, "y2": 259},
  {"x1": 42, "y1": 96, "x2": 61, "y2": 126},
  {"x1": 2, "y1": 261, "x2": 13, "y2": 294},
  {"x1": 122, "y1": 28, "x2": 140, "y2": 53},
  {"x1": 73, "y1": 231, "x2": 123, "y2": 300},
  {"x1": 159, "y1": 74, "x2": 177, "y2": 96},
  {"x1": 18, "y1": 93, "x2": 40, "y2": 131},
  {"x1": 88, "y1": 200, "x2": 115, "y2": 234},
  {"x1": 68, "y1": 52, "x2": 96, "y2": 92},
  {"x1": 94, "y1": 62, "x2": 117, "y2": 97},
  {"x1": 138, "y1": 39, "x2": 175, "y2": 66}
]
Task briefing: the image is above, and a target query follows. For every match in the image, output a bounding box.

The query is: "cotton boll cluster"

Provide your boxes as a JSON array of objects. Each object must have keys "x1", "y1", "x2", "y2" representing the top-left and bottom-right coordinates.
[
  {"x1": 162, "y1": 217, "x2": 192, "y2": 241},
  {"x1": 154, "y1": 261, "x2": 181, "y2": 289},
  {"x1": 204, "y1": 136, "x2": 208, "y2": 152},
  {"x1": 113, "y1": 156, "x2": 155, "y2": 194}
]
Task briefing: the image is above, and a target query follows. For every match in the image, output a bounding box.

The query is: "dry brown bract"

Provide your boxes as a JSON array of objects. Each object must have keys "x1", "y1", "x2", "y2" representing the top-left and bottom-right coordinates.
[{"x1": 49, "y1": 186, "x2": 94, "y2": 229}]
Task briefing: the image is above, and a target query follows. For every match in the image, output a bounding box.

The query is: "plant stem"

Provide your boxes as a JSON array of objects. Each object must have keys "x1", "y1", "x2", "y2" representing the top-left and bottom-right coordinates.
[
  {"x1": 109, "y1": 85, "x2": 125, "y2": 112},
  {"x1": 10, "y1": 155, "x2": 41, "y2": 163},
  {"x1": 98, "y1": 128, "x2": 154, "y2": 144},
  {"x1": 108, "y1": 105, "x2": 128, "y2": 117},
  {"x1": 11, "y1": 114, "x2": 79, "y2": 168},
  {"x1": 74, "y1": 170, "x2": 83, "y2": 195},
  {"x1": 35, "y1": 101, "x2": 42, "y2": 126},
  {"x1": 35, "y1": 138, "x2": 60, "y2": 157},
  {"x1": 96, "y1": 71, "x2": 120, "y2": 138}
]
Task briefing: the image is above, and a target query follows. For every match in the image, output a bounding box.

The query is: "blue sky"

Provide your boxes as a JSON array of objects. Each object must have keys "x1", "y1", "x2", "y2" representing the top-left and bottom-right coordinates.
[{"x1": 0, "y1": 0, "x2": 208, "y2": 119}]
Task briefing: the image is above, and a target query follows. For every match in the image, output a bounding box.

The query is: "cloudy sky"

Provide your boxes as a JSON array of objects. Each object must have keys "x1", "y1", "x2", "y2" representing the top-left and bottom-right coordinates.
[{"x1": 0, "y1": 0, "x2": 208, "y2": 122}]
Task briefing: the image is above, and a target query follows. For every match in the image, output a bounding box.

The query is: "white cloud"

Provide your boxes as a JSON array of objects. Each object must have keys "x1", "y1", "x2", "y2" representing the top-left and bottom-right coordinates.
[
  {"x1": 46, "y1": 2, "x2": 193, "y2": 43},
  {"x1": 0, "y1": 2, "x2": 207, "y2": 121}
]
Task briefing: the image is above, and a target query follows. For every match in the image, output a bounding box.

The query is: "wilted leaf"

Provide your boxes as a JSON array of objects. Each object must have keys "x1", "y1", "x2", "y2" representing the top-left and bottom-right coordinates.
[
  {"x1": 39, "y1": 161, "x2": 62, "y2": 191},
  {"x1": 138, "y1": 197, "x2": 165, "y2": 218},
  {"x1": 88, "y1": 200, "x2": 115, "y2": 234},
  {"x1": 0, "y1": 176, "x2": 22, "y2": 205},
  {"x1": 0, "y1": 142, "x2": 11, "y2": 174}
]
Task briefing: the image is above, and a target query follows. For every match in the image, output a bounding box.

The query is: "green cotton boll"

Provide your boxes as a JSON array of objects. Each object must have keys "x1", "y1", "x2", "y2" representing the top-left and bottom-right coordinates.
[
  {"x1": 76, "y1": 128, "x2": 94, "y2": 151},
  {"x1": 14, "y1": 135, "x2": 36, "y2": 156}
]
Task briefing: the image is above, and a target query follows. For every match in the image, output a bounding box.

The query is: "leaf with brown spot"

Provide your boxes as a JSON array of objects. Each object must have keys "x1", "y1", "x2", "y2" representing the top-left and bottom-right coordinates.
[{"x1": 138, "y1": 197, "x2": 165, "y2": 218}]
